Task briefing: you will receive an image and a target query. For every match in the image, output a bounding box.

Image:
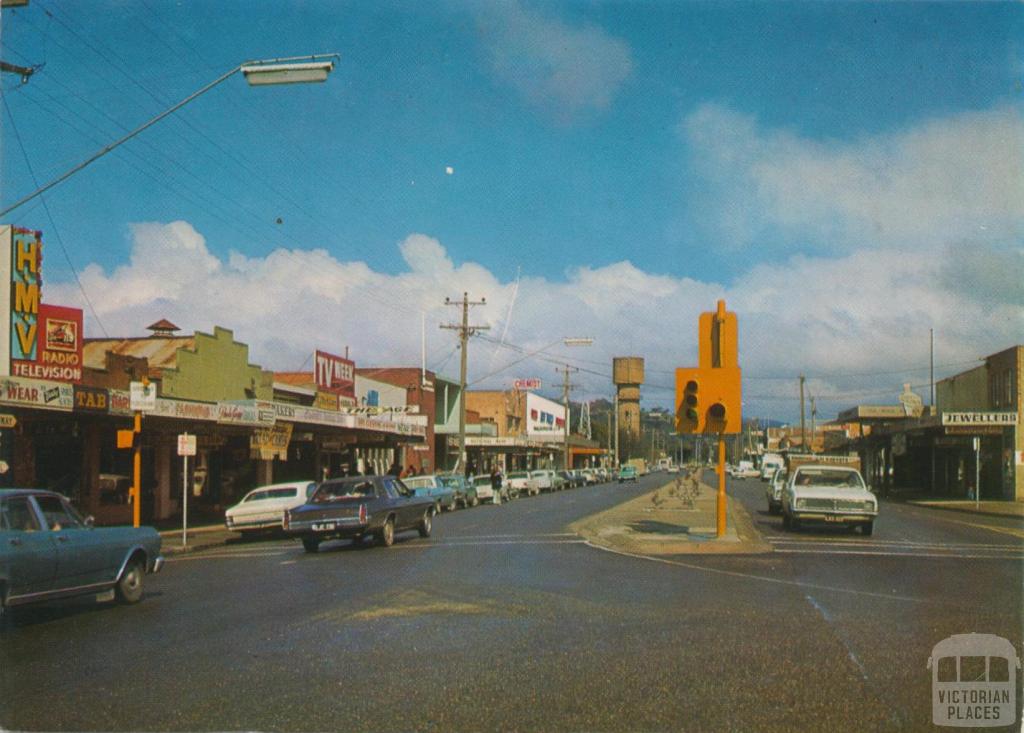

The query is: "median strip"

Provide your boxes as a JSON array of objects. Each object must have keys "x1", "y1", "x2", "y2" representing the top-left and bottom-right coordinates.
[{"x1": 569, "y1": 471, "x2": 771, "y2": 556}]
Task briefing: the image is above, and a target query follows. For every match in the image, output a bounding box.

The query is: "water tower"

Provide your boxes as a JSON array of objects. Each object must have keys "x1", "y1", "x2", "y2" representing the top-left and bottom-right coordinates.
[{"x1": 613, "y1": 357, "x2": 644, "y2": 437}]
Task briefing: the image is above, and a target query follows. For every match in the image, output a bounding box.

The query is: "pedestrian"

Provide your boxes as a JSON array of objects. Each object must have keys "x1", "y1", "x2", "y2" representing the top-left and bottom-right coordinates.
[
  {"x1": 387, "y1": 459, "x2": 402, "y2": 477},
  {"x1": 491, "y1": 465, "x2": 504, "y2": 505}
]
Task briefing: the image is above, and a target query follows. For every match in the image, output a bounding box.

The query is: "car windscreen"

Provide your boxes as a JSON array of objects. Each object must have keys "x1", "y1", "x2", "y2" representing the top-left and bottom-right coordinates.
[
  {"x1": 508, "y1": 472, "x2": 528, "y2": 479},
  {"x1": 403, "y1": 478, "x2": 433, "y2": 489},
  {"x1": 472, "y1": 477, "x2": 491, "y2": 486},
  {"x1": 312, "y1": 480, "x2": 376, "y2": 502},
  {"x1": 794, "y1": 469, "x2": 863, "y2": 489}
]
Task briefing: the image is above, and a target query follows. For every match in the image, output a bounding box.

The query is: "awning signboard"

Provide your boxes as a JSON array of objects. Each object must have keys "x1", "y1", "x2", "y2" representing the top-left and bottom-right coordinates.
[{"x1": 941, "y1": 412, "x2": 1017, "y2": 427}]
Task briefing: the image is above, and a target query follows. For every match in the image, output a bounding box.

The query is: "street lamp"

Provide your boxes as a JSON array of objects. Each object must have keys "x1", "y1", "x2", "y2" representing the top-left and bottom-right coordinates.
[{"x1": 0, "y1": 53, "x2": 339, "y2": 217}]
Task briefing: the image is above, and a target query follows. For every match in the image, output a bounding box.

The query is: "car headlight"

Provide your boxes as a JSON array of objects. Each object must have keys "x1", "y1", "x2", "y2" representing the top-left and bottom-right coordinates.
[
  {"x1": 863, "y1": 500, "x2": 875, "y2": 511},
  {"x1": 795, "y1": 498, "x2": 806, "y2": 509}
]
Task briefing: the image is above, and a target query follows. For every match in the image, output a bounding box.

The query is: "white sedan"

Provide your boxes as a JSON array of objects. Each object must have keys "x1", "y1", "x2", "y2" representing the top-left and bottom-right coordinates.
[{"x1": 225, "y1": 481, "x2": 318, "y2": 533}]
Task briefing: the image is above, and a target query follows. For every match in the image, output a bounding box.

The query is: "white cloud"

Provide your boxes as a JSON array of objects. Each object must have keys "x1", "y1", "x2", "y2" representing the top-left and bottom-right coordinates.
[
  {"x1": 475, "y1": 2, "x2": 633, "y2": 119},
  {"x1": 43, "y1": 104, "x2": 1024, "y2": 422},
  {"x1": 46, "y1": 219, "x2": 1021, "y2": 423},
  {"x1": 682, "y1": 103, "x2": 1024, "y2": 255}
]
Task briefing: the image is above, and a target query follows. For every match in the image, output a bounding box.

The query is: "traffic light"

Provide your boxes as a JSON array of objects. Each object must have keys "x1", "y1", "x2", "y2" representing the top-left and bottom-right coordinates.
[
  {"x1": 674, "y1": 300, "x2": 742, "y2": 435},
  {"x1": 675, "y1": 368, "x2": 701, "y2": 433},
  {"x1": 701, "y1": 365, "x2": 741, "y2": 435}
]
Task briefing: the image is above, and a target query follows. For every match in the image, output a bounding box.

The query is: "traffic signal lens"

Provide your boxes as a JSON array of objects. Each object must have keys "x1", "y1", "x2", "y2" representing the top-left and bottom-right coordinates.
[{"x1": 708, "y1": 403, "x2": 725, "y2": 420}]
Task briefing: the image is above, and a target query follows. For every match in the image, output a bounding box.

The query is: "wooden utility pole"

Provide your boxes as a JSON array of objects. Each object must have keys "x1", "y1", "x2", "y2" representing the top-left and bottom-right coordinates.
[
  {"x1": 799, "y1": 374, "x2": 806, "y2": 452},
  {"x1": 557, "y1": 365, "x2": 578, "y2": 469},
  {"x1": 810, "y1": 395, "x2": 817, "y2": 453},
  {"x1": 441, "y1": 293, "x2": 488, "y2": 474}
]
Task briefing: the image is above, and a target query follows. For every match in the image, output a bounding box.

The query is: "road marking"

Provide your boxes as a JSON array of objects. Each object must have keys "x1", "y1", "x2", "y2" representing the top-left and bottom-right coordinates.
[
  {"x1": 583, "y1": 541, "x2": 967, "y2": 605},
  {"x1": 894, "y1": 506, "x2": 1024, "y2": 539},
  {"x1": 775, "y1": 548, "x2": 1024, "y2": 560},
  {"x1": 445, "y1": 532, "x2": 578, "y2": 539},
  {"x1": 767, "y1": 538, "x2": 1023, "y2": 551},
  {"x1": 389, "y1": 539, "x2": 587, "y2": 550},
  {"x1": 805, "y1": 594, "x2": 868, "y2": 681},
  {"x1": 166, "y1": 551, "x2": 290, "y2": 562}
]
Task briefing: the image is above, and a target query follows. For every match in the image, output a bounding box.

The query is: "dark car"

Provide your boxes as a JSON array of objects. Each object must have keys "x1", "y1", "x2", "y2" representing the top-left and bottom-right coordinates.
[
  {"x1": 0, "y1": 489, "x2": 164, "y2": 621},
  {"x1": 284, "y1": 475, "x2": 435, "y2": 552}
]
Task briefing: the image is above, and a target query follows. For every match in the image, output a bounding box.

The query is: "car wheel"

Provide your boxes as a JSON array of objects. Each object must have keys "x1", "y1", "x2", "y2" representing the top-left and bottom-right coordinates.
[
  {"x1": 115, "y1": 558, "x2": 145, "y2": 604},
  {"x1": 861, "y1": 521, "x2": 874, "y2": 536},
  {"x1": 302, "y1": 537, "x2": 320, "y2": 553},
  {"x1": 418, "y1": 509, "x2": 433, "y2": 538},
  {"x1": 470, "y1": 495, "x2": 479, "y2": 508},
  {"x1": 377, "y1": 518, "x2": 396, "y2": 547}
]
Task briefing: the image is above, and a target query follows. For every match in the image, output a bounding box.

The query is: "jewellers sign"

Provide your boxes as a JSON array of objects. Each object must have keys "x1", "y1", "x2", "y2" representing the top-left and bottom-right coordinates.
[{"x1": 941, "y1": 412, "x2": 1018, "y2": 427}]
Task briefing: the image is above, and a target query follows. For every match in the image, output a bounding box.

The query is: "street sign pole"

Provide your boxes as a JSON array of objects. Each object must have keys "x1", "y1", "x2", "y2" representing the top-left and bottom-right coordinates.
[
  {"x1": 973, "y1": 437, "x2": 980, "y2": 510},
  {"x1": 177, "y1": 432, "x2": 197, "y2": 547},
  {"x1": 183, "y1": 434, "x2": 189, "y2": 547}
]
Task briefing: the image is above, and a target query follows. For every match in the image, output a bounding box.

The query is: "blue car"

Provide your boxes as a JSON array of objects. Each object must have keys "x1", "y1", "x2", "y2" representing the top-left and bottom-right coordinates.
[
  {"x1": 402, "y1": 475, "x2": 459, "y2": 512},
  {"x1": 1, "y1": 489, "x2": 164, "y2": 621}
]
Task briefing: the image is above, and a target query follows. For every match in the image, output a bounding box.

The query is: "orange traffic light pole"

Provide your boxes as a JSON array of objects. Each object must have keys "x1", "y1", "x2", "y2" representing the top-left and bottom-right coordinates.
[{"x1": 717, "y1": 434, "x2": 726, "y2": 537}]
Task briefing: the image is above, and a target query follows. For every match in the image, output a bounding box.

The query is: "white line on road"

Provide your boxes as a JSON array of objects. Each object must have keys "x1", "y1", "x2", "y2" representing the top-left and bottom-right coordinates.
[
  {"x1": 166, "y1": 551, "x2": 290, "y2": 562},
  {"x1": 583, "y1": 541, "x2": 960, "y2": 605},
  {"x1": 767, "y1": 538, "x2": 1023, "y2": 550},
  {"x1": 775, "y1": 548, "x2": 1024, "y2": 560},
  {"x1": 805, "y1": 594, "x2": 869, "y2": 681}
]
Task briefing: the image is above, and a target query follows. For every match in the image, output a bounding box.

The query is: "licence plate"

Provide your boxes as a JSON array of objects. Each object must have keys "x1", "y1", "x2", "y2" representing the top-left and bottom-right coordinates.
[
  {"x1": 312, "y1": 522, "x2": 337, "y2": 531},
  {"x1": 824, "y1": 515, "x2": 845, "y2": 522}
]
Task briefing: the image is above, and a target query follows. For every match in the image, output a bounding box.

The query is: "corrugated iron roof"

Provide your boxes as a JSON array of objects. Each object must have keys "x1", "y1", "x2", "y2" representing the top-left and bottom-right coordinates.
[
  {"x1": 274, "y1": 371, "x2": 316, "y2": 388},
  {"x1": 83, "y1": 336, "x2": 195, "y2": 370}
]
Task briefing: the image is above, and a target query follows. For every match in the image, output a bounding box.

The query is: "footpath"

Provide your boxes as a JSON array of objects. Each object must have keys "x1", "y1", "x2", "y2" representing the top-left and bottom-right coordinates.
[
  {"x1": 570, "y1": 472, "x2": 771, "y2": 556},
  {"x1": 158, "y1": 523, "x2": 245, "y2": 556},
  {"x1": 902, "y1": 498, "x2": 1024, "y2": 520}
]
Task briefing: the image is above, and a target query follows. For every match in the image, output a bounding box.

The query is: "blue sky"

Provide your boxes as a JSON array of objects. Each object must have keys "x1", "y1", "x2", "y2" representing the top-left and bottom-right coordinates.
[{"x1": 1, "y1": 1, "x2": 1021, "y2": 421}]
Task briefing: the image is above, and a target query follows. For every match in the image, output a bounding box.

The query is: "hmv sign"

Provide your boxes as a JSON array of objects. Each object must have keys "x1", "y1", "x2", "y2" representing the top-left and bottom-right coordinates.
[{"x1": 314, "y1": 349, "x2": 355, "y2": 399}]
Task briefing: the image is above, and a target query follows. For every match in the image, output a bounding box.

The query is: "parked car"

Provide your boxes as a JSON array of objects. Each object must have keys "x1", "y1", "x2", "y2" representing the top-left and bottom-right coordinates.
[
  {"x1": 781, "y1": 464, "x2": 877, "y2": 535},
  {"x1": 596, "y1": 467, "x2": 610, "y2": 482},
  {"x1": 506, "y1": 471, "x2": 539, "y2": 496},
  {"x1": 472, "y1": 475, "x2": 513, "y2": 503},
  {"x1": 557, "y1": 470, "x2": 577, "y2": 489},
  {"x1": 0, "y1": 489, "x2": 164, "y2": 620},
  {"x1": 402, "y1": 475, "x2": 459, "y2": 511},
  {"x1": 530, "y1": 470, "x2": 556, "y2": 492},
  {"x1": 438, "y1": 474, "x2": 477, "y2": 508},
  {"x1": 617, "y1": 465, "x2": 638, "y2": 483},
  {"x1": 224, "y1": 480, "x2": 318, "y2": 533},
  {"x1": 765, "y1": 468, "x2": 787, "y2": 515},
  {"x1": 580, "y1": 469, "x2": 599, "y2": 486},
  {"x1": 284, "y1": 475, "x2": 436, "y2": 552}
]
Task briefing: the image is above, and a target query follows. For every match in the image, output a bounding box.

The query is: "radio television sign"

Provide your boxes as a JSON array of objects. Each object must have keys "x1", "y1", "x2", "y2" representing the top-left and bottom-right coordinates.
[
  {"x1": 12, "y1": 303, "x2": 84, "y2": 383},
  {"x1": 314, "y1": 350, "x2": 355, "y2": 399}
]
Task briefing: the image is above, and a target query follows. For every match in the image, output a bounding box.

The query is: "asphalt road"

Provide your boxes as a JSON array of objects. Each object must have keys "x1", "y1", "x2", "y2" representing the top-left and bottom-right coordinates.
[{"x1": 2, "y1": 472, "x2": 1021, "y2": 732}]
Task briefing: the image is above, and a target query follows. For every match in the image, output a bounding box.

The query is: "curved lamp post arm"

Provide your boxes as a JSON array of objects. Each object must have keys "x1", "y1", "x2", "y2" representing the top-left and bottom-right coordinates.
[{"x1": 0, "y1": 53, "x2": 339, "y2": 218}]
